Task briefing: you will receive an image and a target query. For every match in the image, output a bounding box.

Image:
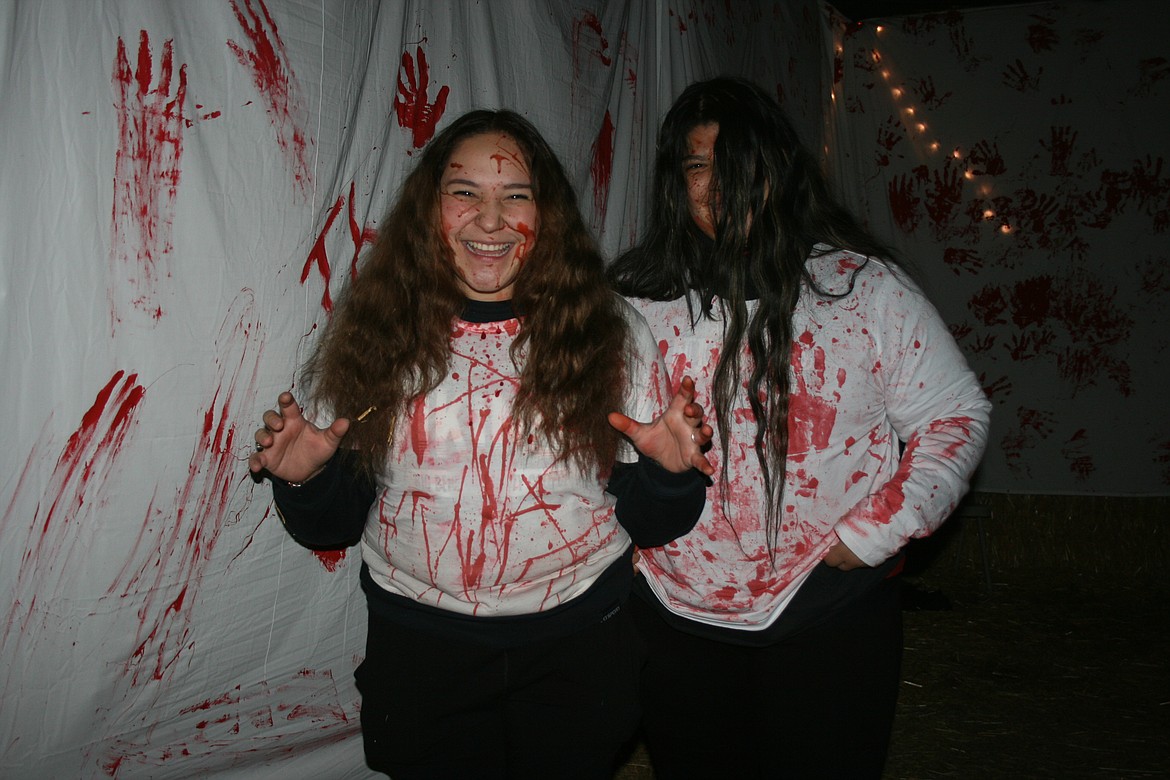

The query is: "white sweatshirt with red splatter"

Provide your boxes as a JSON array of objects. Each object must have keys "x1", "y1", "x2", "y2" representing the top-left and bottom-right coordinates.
[
  {"x1": 358, "y1": 297, "x2": 672, "y2": 618},
  {"x1": 628, "y1": 249, "x2": 991, "y2": 630}
]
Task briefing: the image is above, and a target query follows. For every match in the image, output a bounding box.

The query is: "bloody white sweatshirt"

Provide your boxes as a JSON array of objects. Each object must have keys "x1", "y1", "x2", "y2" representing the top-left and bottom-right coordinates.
[
  {"x1": 628, "y1": 249, "x2": 991, "y2": 631},
  {"x1": 358, "y1": 296, "x2": 675, "y2": 617}
]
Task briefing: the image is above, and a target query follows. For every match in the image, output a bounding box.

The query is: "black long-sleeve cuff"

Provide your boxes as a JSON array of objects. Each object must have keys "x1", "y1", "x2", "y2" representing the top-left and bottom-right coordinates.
[
  {"x1": 270, "y1": 450, "x2": 374, "y2": 548},
  {"x1": 608, "y1": 455, "x2": 707, "y2": 548}
]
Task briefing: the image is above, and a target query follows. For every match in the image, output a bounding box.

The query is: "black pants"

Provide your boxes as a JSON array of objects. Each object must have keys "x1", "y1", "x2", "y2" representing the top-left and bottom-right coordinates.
[
  {"x1": 354, "y1": 605, "x2": 645, "y2": 779},
  {"x1": 630, "y1": 573, "x2": 903, "y2": 780}
]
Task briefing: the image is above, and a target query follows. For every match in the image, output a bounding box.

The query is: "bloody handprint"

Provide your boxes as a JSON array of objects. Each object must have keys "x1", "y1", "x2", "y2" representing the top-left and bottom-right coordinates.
[
  {"x1": 966, "y1": 140, "x2": 1006, "y2": 176},
  {"x1": 1002, "y1": 58, "x2": 1043, "y2": 92},
  {"x1": 111, "y1": 30, "x2": 187, "y2": 323},
  {"x1": 887, "y1": 172, "x2": 923, "y2": 233},
  {"x1": 394, "y1": 46, "x2": 450, "y2": 149},
  {"x1": 228, "y1": 0, "x2": 312, "y2": 192},
  {"x1": 924, "y1": 163, "x2": 964, "y2": 236}
]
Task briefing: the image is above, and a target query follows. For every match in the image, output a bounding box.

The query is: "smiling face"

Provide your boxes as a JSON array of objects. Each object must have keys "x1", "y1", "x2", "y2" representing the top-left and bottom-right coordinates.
[
  {"x1": 683, "y1": 122, "x2": 719, "y2": 239},
  {"x1": 439, "y1": 132, "x2": 538, "y2": 301}
]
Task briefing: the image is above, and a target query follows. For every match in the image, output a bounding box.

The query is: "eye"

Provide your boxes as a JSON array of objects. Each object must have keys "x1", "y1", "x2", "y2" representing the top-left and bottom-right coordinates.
[{"x1": 505, "y1": 191, "x2": 533, "y2": 201}]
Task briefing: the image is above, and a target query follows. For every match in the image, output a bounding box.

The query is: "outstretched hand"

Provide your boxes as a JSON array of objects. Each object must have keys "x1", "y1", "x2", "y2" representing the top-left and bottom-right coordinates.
[
  {"x1": 608, "y1": 376, "x2": 715, "y2": 475},
  {"x1": 248, "y1": 391, "x2": 350, "y2": 483}
]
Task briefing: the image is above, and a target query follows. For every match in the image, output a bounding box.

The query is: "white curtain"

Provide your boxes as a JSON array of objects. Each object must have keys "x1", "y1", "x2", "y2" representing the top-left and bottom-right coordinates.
[
  {"x1": 0, "y1": 2, "x2": 824, "y2": 776},
  {"x1": 3, "y1": 0, "x2": 1166, "y2": 775}
]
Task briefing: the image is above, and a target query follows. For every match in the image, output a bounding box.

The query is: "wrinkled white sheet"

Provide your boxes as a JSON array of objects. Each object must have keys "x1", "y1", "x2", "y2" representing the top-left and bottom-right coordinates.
[{"x1": 1, "y1": 0, "x2": 1165, "y2": 777}]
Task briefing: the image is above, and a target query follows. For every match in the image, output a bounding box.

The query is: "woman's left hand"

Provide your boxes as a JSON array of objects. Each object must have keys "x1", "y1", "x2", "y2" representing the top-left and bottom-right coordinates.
[{"x1": 608, "y1": 375, "x2": 715, "y2": 475}]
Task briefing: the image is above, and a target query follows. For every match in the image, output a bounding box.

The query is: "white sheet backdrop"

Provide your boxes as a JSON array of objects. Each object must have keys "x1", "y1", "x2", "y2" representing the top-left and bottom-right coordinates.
[
  {"x1": 0, "y1": 0, "x2": 1165, "y2": 777},
  {"x1": 0, "y1": 1, "x2": 826, "y2": 777}
]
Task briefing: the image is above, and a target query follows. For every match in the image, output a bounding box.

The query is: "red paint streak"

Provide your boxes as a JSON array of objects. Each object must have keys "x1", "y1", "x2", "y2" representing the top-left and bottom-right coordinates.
[
  {"x1": 101, "y1": 296, "x2": 266, "y2": 694},
  {"x1": 590, "y1": 110, "x2": 616, "y2": 226},
  {"x1": 102, "y1": 670, "x2": 354, "y2": 772},
  {"x1": 347, "y1": 181, "x2": 378, "y2": 279},
  {"x1": 228, "y1": 0, "x2": 313, "y2": 192},
  {"x1": 394, "y1": 46, "x2": 450, "y2": 149},
  {"x1": 301, "y1": 183, "x2": 377, "y2": 310},
  {"x1": 573, "y1": 12, "x2": 613, "y2": 70},
  {"x1": 111, "y1": 31, "x2": 187, "y2": 324},
  {"x1": 302, "y1": 195, "x2": 344, "y2": 314},
  {"x1": 411, "y1": 396, "x2": 429, "y2": 465},
  {"x1": 1, "y1": 372, "x2": 146, "y2": 666},
  {"x1": 313, "y1": 548, "x2": 347, "y2": 571}
]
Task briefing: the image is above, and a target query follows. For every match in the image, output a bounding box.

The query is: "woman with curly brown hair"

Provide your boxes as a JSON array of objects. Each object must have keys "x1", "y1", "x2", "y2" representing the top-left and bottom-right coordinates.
[{"x1": 248, "y1": 109, "x2": 713, "y2": 779}]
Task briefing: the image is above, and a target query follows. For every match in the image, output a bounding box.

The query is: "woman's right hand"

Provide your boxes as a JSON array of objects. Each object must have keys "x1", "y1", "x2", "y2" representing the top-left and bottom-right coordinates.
[{"x1": 248, "y1": 391, "x2": 350, "y2": 483}]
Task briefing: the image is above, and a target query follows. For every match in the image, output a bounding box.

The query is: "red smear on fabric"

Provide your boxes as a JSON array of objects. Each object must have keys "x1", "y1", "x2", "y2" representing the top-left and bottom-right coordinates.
[
  {"x1": 302, "y1": 195, "x2": 344, "y2": 314},
  {"x1": 313, "y1": 549, "x2": 347, "y2": 572},
  {"x1": 111, "y1": 31, "x2": 187, "y2": 324},
  {"x1": 590, "y1": 110, "x2": 616, "y2": 225},
  {"x1": 227, "y1": 0, "x2": 313, "y2": 191},
  {"x1": 411, "y1": 396, "x2": 429, "y2": 466},
  {"x1": 787, "y1": 333, "x2": 838, "y2": 458}
]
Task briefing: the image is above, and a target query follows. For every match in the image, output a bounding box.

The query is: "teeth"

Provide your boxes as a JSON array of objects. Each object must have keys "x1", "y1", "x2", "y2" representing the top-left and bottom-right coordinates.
[{"x1": 465, "y1": 240, "x2": 512, "y2": 256}]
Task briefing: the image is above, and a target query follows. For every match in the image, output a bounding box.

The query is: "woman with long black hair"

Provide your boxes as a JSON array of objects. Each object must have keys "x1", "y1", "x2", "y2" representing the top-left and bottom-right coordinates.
[{"x1": 610, "y1": 77, "x2": 991, "y2": 779}]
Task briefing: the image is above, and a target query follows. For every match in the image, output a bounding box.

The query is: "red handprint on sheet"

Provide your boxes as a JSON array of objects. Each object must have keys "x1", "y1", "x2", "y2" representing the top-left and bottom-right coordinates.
[
  {"x1": 111, "y1": 30, "x2": 187, "y2": 323},
  {"x1": 394, "y1": 47, "x2": 450, "y2": 149},
  {"x1": 228, "y1": 0, "x2": 312, "y2": 193},
  {"x1": 1002, "y1": 58, "x2": 1043, "y2": 92}
]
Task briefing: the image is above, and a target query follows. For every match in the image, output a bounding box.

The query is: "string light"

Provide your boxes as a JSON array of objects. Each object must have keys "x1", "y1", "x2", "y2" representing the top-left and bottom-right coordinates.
[{"x1": 859, "y1": 33, "x2": 1009, "y2": 239}]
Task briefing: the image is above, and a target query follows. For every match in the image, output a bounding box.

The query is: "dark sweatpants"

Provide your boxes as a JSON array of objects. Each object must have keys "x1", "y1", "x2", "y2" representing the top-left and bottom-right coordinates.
[{"x1": 630, "y1": 572, "x2": 903, "y2": 780}]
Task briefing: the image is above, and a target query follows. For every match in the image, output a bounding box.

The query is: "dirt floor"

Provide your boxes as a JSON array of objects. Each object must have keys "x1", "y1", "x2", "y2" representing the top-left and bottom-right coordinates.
[
  {"x1": 884, "y1": 570, "x2": 1170, "y2": 776},
  {"x1": 884, "y1": 567, "x2": 1170, "y2": 779},
  {"x1": 615, "y1": 528, "x2": 1170, "y2": 779}
]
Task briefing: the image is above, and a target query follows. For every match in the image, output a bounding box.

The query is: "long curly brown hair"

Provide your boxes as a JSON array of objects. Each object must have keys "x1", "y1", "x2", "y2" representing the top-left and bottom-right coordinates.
[{"x1": 304, "y1": 110, "x2": 629, "y2": 478}]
